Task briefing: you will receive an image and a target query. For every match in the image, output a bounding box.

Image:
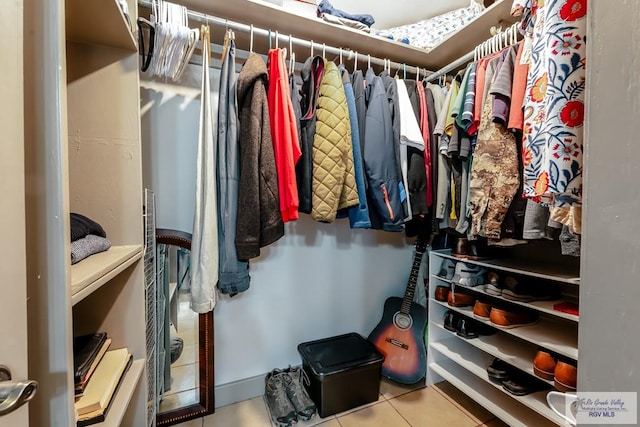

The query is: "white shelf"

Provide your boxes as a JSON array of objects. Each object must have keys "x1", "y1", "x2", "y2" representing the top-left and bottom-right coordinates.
[
  {"x1": 433, "y1": 300, "x2": 578, "y2": 360},
  {"x1": 435, "y1": 252, "x2": 580, "y2": 285},
  {"x1": 95, "y1": 358, "x2": 145, "y2": 427},
  {"x1": 431, "y1": 322, "x2": 554, "y2": 387},
  {"x1": 432, "y1": 275, "x2": 579, "y2": 323},
  {"x1": 66, "y1": 0, "x2": 137, "y2": 52},
  {"x1": 430, "y1": 343, "x2": 562, "y2": 426},
  {"x1": 179, "y1": 0, "x2": 516, "y2": 70},
  {"x1": 430, "y1": 361, "x2": 558, "y2": 427},
  {"x1": 426, "y1": 0, "x2": 519, "y2": 69},
  {"x1": 71, "y1": 245, "x2": 144, "y2": 305}
]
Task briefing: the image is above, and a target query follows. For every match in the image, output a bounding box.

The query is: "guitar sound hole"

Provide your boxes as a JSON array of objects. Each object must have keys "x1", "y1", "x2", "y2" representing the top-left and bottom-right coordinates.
[{"x1": 393, "y1": 312, "x2": 413, "y2": 330}]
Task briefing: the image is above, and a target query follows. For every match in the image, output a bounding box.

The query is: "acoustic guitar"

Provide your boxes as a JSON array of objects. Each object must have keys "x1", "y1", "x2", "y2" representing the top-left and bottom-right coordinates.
[{"x1": 368, "y1": 235, "x2": 428, "y2": 384}]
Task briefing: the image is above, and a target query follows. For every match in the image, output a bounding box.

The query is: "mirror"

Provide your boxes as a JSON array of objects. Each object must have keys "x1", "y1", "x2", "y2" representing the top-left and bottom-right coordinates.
[{"x1": 155, "y1": 228, "x2": 214, "y2": 425}]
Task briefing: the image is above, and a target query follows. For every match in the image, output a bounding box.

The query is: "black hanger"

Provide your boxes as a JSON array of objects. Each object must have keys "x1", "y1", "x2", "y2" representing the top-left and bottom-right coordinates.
[{"x1": 137, "y1": 17, "x2": 155, "y2": 72}]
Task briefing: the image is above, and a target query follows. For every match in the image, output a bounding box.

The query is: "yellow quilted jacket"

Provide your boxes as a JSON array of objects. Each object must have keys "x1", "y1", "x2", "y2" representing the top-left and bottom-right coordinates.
[{"x1": 311, "y1": 60, "x2": 359, "y2": 222}]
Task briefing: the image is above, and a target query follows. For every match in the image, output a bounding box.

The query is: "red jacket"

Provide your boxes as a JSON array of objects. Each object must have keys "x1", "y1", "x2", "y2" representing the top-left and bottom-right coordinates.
[{"x1": 267, "y1": 49, "x2": 302, "y2": 222}]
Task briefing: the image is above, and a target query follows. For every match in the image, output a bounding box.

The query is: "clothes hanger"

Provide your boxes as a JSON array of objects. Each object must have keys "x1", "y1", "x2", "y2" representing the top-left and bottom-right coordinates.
[
  {"x1": 249, "y1": 24, "x2": 254, "y2": 53},
  {"x1": 353, "y1": 51, "x2": 358, "y2": 73},
  {"x1": 310, "y1": 40, "x2": 314, "y2": 57},
  {"x1": 322, "y1": 43, "x2": 326, "y2": 59},
  {"x1": 136, "y1": 17, "x2": 155, "y2": 72},
  {"x1": 367, "y1": 54, "x2": 371, "y2": 70},
  {"x1": 339, "y1": 48, "x2": 343, "y2": 66}
]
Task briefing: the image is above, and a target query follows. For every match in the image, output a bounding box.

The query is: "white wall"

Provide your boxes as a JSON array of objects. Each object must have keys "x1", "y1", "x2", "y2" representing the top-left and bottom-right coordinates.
[
  {"x1": 281, "y1": 0, "x2": 472, "y2": 29},
  {"x1": 140, "y1": 64, "x2": 416, "y2": 400}
]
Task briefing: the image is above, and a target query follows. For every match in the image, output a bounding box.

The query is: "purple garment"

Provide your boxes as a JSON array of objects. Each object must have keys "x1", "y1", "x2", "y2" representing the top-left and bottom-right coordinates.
[
  {"x1": 489, "y1": 49, "x2": 513, "y2": 126},
  {"x1": 491, "y1": 46, "x2": 517, "y2": 126}
]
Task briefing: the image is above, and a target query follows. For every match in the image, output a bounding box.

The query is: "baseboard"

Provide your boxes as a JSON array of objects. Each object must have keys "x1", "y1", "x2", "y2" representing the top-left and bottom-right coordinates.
[{"x1": 214, "y1": 373, "x2": 267, "y2": 408}]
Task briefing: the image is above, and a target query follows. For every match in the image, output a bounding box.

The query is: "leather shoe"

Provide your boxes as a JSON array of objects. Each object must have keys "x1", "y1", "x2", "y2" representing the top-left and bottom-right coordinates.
[
  {"x1": 487, "y1": 358, "x2": 512, "y2": 382},
  {"x1": 447, "y1": 290, "x2": 476, "y2": 307},
  {"x1": 453, "y1": 237, "x2": 490, "y2": 260},
  {"x1": 502, "y1": 372, "x2": 549, "y2": 396},
  {"x1": 443, "y1": 311, "x2": 460, "y2": 332},
  {"x1": 473, "y1": 300, "x2": 492, "y2": 319},
  {"x1": 455, "y1": 318, "x2": 494, "y2": 339},
  {"x1": 533, "y1": 349, "x2": 557, "y2": 381},
  {"x1": 435, "y1": 286, "x2": 450, "y2": 302},
  {"x1": 554, "y1": 360, "x2": 577, "y2": 392},
  {"x1": 489, "y1": 307, "x2": 538, "y2": 328}
]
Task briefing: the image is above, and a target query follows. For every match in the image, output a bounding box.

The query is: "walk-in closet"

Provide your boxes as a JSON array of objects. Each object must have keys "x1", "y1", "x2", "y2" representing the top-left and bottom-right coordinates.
[{"x1": 5, "y1": 1, "x2": 639, "y2": 427}]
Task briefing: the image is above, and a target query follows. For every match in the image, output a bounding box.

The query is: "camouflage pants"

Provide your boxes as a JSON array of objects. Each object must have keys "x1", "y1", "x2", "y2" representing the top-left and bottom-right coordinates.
[{"x1": 468, "y1": 98, "x2": 520, "y2": 239}]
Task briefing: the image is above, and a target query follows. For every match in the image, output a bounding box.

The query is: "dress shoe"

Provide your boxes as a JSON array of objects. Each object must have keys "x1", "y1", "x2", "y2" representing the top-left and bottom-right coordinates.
[
  {"x1": 435, "y1": 286, "x2": 450, "y2": 302},
  {"x1": 554, "y1": 360, "x2": 577, "y2": 392},
  {"x1": 489, "y1": 307, "x2": 538, "y2": 328},
  {"x1": 453, "y1": 237, "x2": 490, "y2": 260},
  {"x1": 502, "y1": 371, "x2": 549, "y2": 396},
  {"x1": 443, "y1": 311, "x2": 460, "y2": 332},
  {"x1": 455, "y1": 318, "x2": 495, "y2": 339},
  {"x1": 502, "y1": 276, "x2": 557, "y2": 302},
  {"x1": 533, "y1": 349, "x2": 557, "y2": 381},
  {"x1": 487, "y1": 358, "x2": 512, "y2": 382},
  {"x1": 447, "y1": 290, "x2": 476, "y2": 307},
  {"x1": 473, "y1": 300, "x2": 492, "y2": 319}
]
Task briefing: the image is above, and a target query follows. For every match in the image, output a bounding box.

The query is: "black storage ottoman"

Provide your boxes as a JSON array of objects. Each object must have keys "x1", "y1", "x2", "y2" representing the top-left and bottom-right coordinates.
[{"x1": 297, "y1": 332, "x2": 384, "y2": 418}]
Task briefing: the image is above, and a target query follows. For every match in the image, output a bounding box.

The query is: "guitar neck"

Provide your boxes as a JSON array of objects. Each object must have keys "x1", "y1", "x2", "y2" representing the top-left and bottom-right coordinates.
[{"x1": 400, "y1": 240, "x2": 427, "y2": 314}]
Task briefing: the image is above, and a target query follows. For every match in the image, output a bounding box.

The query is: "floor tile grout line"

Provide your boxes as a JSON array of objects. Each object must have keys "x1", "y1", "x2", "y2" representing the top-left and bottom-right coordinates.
[
  {"x1": 431, "y1": 383, "x2": 496, "y2": 425},
  {"x1": 386, "y1": 395, "x2": 417, "y2": 427}
]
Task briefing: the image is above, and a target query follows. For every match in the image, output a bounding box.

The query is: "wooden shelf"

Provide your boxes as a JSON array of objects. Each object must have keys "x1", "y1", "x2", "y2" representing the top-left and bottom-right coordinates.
[
  {"x1": 71, "y1": 245, "x2": 143, "y2": 305},
  {"x1": 66, "y1": 0, "x2": 137, "y2": 51},
  {"x1": 93, "y1": 358, "x2": 145, "y2": 427},
  {"x1": 430, "y1": 343, "x2": 563, "y2": 426},
  {"x1": 433, "y1": 300, "x2": 579, "y2": 360},
  {"x1": 430, "y1": 361, "x2": 558, "y2": 427},
  {"x1": 432, "y1": 275, "x2": 579, "y2": 323},
  {"x1": 431, "y1": 322, "x2": 554, "y2": 387},
  {"x1": 435, "y1": 252, "x2": 580, "y2": 285}
]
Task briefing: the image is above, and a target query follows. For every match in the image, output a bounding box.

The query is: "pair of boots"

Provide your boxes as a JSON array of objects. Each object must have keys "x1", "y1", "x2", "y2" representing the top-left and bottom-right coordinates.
[{"x1": 264, "y1": 366, "x2": 317, "y2": 426}]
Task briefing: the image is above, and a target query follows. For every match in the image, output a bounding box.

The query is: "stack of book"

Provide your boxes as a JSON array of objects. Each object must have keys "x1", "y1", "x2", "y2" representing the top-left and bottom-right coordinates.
[{"x1": 73, "y1": 333, "x2": 132, "y2": 426}]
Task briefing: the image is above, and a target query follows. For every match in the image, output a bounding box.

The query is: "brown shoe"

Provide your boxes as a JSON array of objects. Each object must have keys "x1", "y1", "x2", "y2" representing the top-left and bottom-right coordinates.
[
  {"x1": 473, "y1": 301, "x2": 492, "y2": 319},
  {"x1": 554, "y1": 360, "x2": 577, "y2": 392},
  {"x1": 489, "y1": 307, "x2": 538, "y2": 328},
  {"x1": 447, "y1": 290, "x2": 476, "y2": 307},
  {"x1": 533, "y1": 349, "x2": 557, "y2": 381},
  {"x1": 435, "y1": 286, "x2": 450, "y2": 302}
]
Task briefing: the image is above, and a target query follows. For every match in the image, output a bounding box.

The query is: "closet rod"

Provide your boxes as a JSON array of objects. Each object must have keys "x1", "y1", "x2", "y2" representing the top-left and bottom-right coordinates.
[
  {"x1": 425, "y1": 21, "x2": 522, "y2": 83},
  {"x1": 138, "y1": 0, "x2": 431, "y2": 78},
  {"x1": 424, "y1": 50, "x2": 474, "y2": 83}
]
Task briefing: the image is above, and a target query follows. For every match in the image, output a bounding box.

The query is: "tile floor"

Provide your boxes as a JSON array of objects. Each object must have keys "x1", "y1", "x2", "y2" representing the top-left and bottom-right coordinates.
[{"x1": 173, "y1": 379, "x2": 510, "y2": 427}]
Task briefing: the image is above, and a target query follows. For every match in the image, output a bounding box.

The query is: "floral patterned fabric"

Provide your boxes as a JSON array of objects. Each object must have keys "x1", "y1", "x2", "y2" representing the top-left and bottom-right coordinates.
[
  {"x1": 520, "y1": 0, "x2": 587, "y2": 206},
  {"x1": 376, "y1": 1, "x2": 484, "y2": 51}
]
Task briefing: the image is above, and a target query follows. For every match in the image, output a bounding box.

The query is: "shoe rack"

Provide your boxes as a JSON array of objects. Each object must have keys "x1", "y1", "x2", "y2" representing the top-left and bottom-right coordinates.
[{"x1": 426, "y1": 249, "x2": 580, "y2": 427}]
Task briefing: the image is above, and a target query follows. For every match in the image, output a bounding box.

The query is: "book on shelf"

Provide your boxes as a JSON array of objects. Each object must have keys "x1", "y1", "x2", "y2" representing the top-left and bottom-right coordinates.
[
  {"x1": 74, "y1": 334, "x2": 112, "y2": 397},
  {"x1": 75, "y1": 348, "x2": 133, "y2": 426}
]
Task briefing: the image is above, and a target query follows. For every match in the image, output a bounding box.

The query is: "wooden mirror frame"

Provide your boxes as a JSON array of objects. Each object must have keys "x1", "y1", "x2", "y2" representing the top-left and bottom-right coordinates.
[{"x1": 155, "y1": 228, "x2": 215, "y2": 425}]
